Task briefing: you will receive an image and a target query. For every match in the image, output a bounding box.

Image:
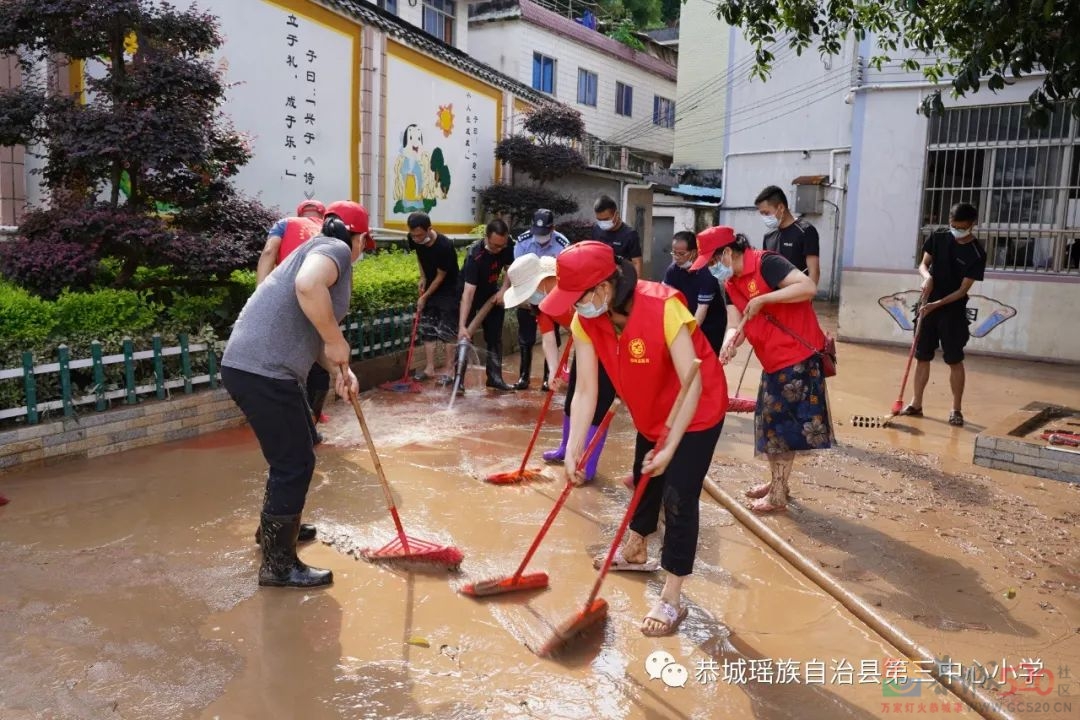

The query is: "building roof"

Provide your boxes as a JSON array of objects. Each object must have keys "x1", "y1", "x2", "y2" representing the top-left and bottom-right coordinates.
[
  {"x1": 668, "y1": 184, "x2": 724, "y2": 200},
  {"x1": 644, "y1": 27, "x2": 679, "y2": 45},
  {"x1": 317, "y1": 0, "x2": 553, "y2": 106},
  {"x1": 470, "y1": 0, "x2": 677, "y2": 82}
]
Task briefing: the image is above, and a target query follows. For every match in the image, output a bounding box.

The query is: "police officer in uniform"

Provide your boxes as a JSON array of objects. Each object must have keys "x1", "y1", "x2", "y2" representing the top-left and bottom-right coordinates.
[{"x1": 512, "y1": 209, "x2": 568, "y2": 390}]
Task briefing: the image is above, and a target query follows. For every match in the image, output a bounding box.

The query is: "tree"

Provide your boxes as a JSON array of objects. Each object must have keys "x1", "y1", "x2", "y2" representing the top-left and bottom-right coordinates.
[
  {"x1": 715, "y1": 0, "x2": 1080, "y2": 125},
  {"x1": 0, "y1": 0, "x2": 275, "y2": 297},
  {"x1": 479, "y1": 104, "x2": 588, "y2": 229}
]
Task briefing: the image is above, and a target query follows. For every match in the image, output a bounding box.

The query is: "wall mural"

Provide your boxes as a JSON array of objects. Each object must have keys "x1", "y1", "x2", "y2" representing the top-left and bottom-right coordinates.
[
  {"x1": 878, "y1": 291, "x2": 1018, "y2": 338},
  {"x1": 385, "y1": 44, "x2": 499, "y2": 230}
]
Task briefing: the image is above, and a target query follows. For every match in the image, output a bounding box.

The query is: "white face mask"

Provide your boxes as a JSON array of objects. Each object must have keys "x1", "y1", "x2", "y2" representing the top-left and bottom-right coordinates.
[
  {"x1": 528, "y1": 289, "x2": 547, "y2": 306},
  {"x1": 949, "y1": 227, "x2": 972, "y2": 239},
  {"x1": 535, "y1": 233, "x2": 551, "y2": 246},
  {"x1": 679, "y1": 260, "x2": 693, "y2": 270},
  {"x1": 709, "y1": 261, "x2": 733, "y2": 282},
  {"x1": 596, "y1": 220, "x2": 615, "y2": 231},
  {"x1": 575, "y1": 288, "x2": 608, "y2": 319},
  {"x1": 761, "y1": 214, "x2": 780, "y2": 230}
]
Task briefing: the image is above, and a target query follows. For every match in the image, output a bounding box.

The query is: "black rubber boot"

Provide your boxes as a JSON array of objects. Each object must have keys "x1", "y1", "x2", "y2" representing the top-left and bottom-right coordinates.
[
  {"x1": 512, "y1": 347, "x2": 533, "y2": 390},
  {"x1": 257, "y1": 513, "x2": 333, "y2": 588},
  {"x1": 255, "y1": 522, "x2": 317, "y2": 545},
  {"x1": 485, "y1": 352, "x2": 514, "y2": 392}
]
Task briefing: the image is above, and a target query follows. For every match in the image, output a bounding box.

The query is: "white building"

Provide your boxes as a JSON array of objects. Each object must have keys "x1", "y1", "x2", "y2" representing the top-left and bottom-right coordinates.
[
  {"x1": 467, "y1": 0, "x2": 678, "y2": 162},
  {"x1": 676, "y1": 0, "x2": 1080, "y2": 362}
]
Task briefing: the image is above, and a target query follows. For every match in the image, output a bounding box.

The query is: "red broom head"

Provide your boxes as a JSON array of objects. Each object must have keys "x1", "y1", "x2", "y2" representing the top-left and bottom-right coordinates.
[
  {"x1": 460, "y1": 571, "x2": 550, "y2": 597},
  {"x1": 359, "y1": 536, "x2": 464, "y2": 570},
  {"x1": 534, "y1": 598, "x2": 609, "y2": 657},
  {"x1": 484, "y1": 468, "x2": 546, "y2": 485},
  {"x1": 727, "y1": 396, "x2": 757, "y2": 413},
  {"x1": 891, "y1": 399, "x2": 904, "y2": 415}
]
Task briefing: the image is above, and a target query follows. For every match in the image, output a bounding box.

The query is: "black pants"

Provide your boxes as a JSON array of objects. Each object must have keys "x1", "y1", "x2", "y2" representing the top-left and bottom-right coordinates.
[
  {"x1": 630, "y1": 420, "x2": 724, "y2": 577},
  {"x1": 420, "y1": 296, "x2": 459, "y2": 343},
  {"x1": 306, "y1": 363, "x2": 329, "y2": 408},
  {"x1": 222, "y1": 366, "x2": 318, "y2": 516},
  {"x1": 564, "y1": 356, "x2": 617, "y2": 426},
  {"x1": 469, "y1": 299, "x2": 505, "y2": 357}
]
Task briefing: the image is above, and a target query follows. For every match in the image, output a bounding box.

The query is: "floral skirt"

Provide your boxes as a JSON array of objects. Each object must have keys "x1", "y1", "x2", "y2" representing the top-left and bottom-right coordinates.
[{"x1": 754, "y1": 354, "x2": 834, "y2": 456}]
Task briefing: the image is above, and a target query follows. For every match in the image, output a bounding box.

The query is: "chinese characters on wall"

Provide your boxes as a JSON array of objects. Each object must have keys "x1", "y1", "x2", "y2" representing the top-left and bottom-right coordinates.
[
  {"x1": 283, "y1": 13, "x2": 320, "y2": 201},
  {"x1": 464, "y1": 92, "x2": 480, "y2": 219}
]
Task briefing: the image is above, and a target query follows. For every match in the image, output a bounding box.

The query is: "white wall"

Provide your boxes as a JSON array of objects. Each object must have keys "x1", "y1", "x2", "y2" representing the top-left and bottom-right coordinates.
[
  {"x1": 469, "y1": 21, "x2": 677, "y2": 157},
  {"x1": 673, "y1": 0, "x2": 728, "y2": 168}
]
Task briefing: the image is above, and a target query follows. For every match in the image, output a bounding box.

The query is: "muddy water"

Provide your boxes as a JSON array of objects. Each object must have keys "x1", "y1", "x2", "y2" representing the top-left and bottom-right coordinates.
[{"x1": 1, "y1": 338, "x2": 1078, "y2": 719}]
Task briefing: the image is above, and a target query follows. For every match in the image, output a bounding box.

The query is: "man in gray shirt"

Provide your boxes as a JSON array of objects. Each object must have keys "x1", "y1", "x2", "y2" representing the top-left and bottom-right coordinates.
[{"x1": 222, "y1": 200, "x2": 368, "y2": 589}]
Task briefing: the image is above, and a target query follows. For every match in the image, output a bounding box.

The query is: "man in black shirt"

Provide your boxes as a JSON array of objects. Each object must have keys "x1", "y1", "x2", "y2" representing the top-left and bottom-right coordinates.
[
  {"x1": 457, "y1": 219, "x2": 515, "y2": 392},
  {"x1": 407, "y1": 212, "x2": 459, "y2": 382},
  {"x1": 590, "y1": 194, "x2": 643, "y2": 276},
  {"x1": 902, "y1": 202, "x2": 987, "y2": 427},
  {"x1": 755, "y1": 185, "x2": 821, "y2": 286},
  {"x1": 662, "y1": 230, "x2": 727, "y2": 353}
]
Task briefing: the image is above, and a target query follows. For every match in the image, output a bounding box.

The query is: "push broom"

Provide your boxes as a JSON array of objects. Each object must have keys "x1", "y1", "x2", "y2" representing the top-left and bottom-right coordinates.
[
  {"x1": 448, "y1": 294, "x2": 501, "y2": 410},
  {"x1": 378, "y1": 306, "x2": 424, "y2": 393},
  {"x1": 461, "y1": 401, "x2": 620, "y2": 598},
  {"x1": 852, "y1": 288, "x2": 930, "y2": 429},
  {"x1": 727, "y1": 344, "x2": 757, "y2": 413},
  {"x1": 484, "y1": 338, "x2": 575, "y2": 485},
  {"x1": 533, "y1": 360, "x2": 702, "y2": 658},
  {"x1": 347, "y1": 388, "x2": 464, "y2": 570}
]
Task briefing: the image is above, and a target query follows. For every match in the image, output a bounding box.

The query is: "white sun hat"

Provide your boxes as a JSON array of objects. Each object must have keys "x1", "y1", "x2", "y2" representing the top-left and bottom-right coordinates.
[{"x1": 503, "y1": 253, "x2": 557, "y2": 309}]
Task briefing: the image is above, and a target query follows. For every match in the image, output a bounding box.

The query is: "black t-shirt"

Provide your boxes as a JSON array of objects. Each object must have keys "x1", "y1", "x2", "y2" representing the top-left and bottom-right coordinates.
[
  {"x1": 763, "y1": 218, "x2": 820, "y2": 273},
  {"x1": 662, "y1": 262, "x2": 727, "y2": 345},
  {"x1": 760, "y1": 253, "x2": 798, "y2": 291},
  {"x1": 922, "y1": 230, "x2": 986, "y2": 307},
  {"x1": 408, "y1": 233, "x2": 459, "y2": 300},
  {"x1": 590, "y1": 222, "x2": 643, "y2": 261},
  {"x1": 460, "y1": 238, "x2": 514, "y2": 299}
]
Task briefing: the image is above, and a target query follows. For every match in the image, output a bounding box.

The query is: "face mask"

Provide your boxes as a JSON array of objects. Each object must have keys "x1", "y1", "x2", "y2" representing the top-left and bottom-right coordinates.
[
  {"x1": 485, "y1": 242, "x2": 504, "y2": 254},
  {"x1": 678, "y1": 260, "x2": 693, "y2": 270},
  {"x1": 528, "y1": 289, "x2": 546, "y2": 306},
  {"x1": 535, "y1": 233, "x2": 551, "y2": 246},
  {"x1": 596, "y1": 220, "x2": 615, "y2": 231},
  {"x1": 576, "y1": 288, "x2": 608, "y2": 319},
  {"x1": 709, "y1": 261, "x2": 733, "y2": 282},
  {"x1": 949, "y1": 227, "x2": 971, "y2": 239},
  {"x1": 761, "y1": 214, "x2": 780, "y2": 230}
]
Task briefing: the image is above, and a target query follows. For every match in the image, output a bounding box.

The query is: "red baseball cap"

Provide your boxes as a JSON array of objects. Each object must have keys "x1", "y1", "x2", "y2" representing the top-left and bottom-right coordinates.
[
  {"x1": 539, "y1": 241, "x2": 616, "y2": 318},
  {"x1": 689, "y1": 226, "x2": 736, "y2": 272},
  {"x1": 296, "y1": 199, "x2": 325, "y2": 217}
]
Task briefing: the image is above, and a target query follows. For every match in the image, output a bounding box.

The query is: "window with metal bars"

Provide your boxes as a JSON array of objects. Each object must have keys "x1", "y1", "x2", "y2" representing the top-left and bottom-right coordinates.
[
  {"x1": 920, "y1": 103, "x2": 1080, "y2": 273},
  {"x1": 422, "y1": 0, "x2": 455, "y2": 44}
]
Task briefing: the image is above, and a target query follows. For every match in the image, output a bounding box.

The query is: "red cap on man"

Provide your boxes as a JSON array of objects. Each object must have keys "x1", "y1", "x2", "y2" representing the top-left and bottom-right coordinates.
[
  {"x1": 689, "y1": 226, "x2": 736, "y2": 272},
  {"x1": 324, "y1": 200, "x2": 370, "y2": 235},
  {"x1": 296, "y1": 199, "x2": 326, "y2": 218},
  {"x1": 539, "y1": 241, "x2": 616, "y2": 319}
]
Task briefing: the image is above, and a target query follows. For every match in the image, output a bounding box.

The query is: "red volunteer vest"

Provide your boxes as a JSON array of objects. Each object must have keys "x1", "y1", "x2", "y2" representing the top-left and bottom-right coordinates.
[
  {"x1": 538, "y1": 308, "x2": 575, "y2": 334},
  {"x1": 725, "y1": 248, "x2": 826, "y2": 374},
  {"x1": 578, "y1": 281, "x2": 728, "y2": 441},
  {"x1": 277, "y1": 217, "x2": 323, "y2": 263}
]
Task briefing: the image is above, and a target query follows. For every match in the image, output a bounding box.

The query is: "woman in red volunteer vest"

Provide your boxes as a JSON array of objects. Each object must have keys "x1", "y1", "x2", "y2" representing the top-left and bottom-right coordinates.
[
  {"x1": 690, "y1": 226, "x2": 833, "y2": 513},
  {"x1": 502, "y1": 253, "x2": 616, "y2": 481},
  {"x1": 540, "y1": 241, "x2": 728, "y2": 637}
]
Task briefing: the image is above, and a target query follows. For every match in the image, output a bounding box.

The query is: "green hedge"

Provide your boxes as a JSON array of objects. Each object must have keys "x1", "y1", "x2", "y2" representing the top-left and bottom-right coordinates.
[{"x1": 0, "y1": 248, "x2": 474, "y2": 421}]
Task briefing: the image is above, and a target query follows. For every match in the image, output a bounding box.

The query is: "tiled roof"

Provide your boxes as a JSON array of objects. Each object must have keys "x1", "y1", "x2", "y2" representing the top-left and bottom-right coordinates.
[{"x1": 317, "y1": 0, "x2": 554, "y2": 105}]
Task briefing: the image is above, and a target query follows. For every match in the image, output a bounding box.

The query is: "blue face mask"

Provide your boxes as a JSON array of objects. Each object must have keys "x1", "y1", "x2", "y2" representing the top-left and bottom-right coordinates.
[
  {"x1": 710, "y1": 261, "x2": 733, "y2": 283},
  {"x1": 576, "y1": 288, "x2": 608, "y2": 319},
  {"x1": 529, "y1": 289, "x2": 547, "y2": 306}
]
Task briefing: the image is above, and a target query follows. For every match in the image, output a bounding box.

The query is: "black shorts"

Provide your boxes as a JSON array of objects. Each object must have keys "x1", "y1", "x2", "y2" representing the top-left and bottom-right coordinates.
[
  {"x1": 419, "y1": 297, "x2": 458, "y2": 343},
  {"x1": 915, "y1": 306, "x2": 970, "y2": 365}
]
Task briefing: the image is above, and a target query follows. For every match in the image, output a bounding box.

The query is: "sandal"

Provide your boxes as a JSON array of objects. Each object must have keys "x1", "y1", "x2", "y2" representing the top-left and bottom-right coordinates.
[
  {"x1": 898, "y1": 405, "x2": 923, "y2": 417},
  {"x1": 411, "y1": 370, "x2": 432, "y2": 382},
  {"x1": 948, "y1": 410, "x2": 964, "y2": 427},
  {"x1": 641, "y1": 600, "x2": 688, "y2": 637},
  {"x1": 594, "y1": 546, "x2": 659, "y2": 572},
  {"x1": 435, "y1": 375, "x2": 454, "y2": 386}
]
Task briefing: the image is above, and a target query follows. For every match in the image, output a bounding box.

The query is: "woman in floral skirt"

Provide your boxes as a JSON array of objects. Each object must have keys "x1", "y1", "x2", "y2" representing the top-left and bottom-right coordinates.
[{"x1": 690, "y1": 227, "x2": 833, "y2": 512}]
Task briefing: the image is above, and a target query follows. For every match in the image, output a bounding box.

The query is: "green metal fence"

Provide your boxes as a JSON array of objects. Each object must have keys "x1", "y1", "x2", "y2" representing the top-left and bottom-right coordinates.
[{"x1": 0, "y1": 306, "x2": 416, "y2": 426}]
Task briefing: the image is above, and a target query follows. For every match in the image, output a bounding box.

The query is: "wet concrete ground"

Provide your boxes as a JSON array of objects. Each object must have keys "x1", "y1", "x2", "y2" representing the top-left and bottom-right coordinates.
[{"x1": 1, "y1": 327, "x2": 1078, "y2": 719}]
